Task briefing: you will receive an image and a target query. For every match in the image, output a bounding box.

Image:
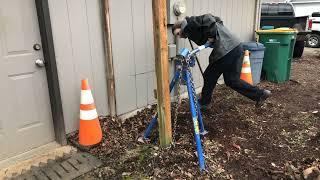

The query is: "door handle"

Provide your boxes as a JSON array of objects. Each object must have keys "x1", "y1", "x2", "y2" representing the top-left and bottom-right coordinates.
[{"x1": 35, "y1": 59, "x2": 45, "y2": 67}]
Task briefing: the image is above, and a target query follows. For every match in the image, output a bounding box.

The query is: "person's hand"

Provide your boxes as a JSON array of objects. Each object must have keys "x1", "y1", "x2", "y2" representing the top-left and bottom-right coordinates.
[
  {"x1": 205, "y1": 41, "x2": 214, "y2": 48},
  {"x1": 208, "y1": 38, "x2": 215, "y2": 42},
  {"x1": 206, "y1": 38, "x2": 214, "y2": 48}
]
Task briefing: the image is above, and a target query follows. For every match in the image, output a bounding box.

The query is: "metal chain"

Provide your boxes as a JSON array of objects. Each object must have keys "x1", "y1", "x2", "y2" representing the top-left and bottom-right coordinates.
[
  {"x1": 185, "y1": 57, "x2": 209, "y2": 170},
  {"x1": 171, "y1": 66, "x2": 183, "y2": 146},
  {"x1": 146, "y1": 64, "x2": 182, "y2": 145},
  {"x1": 185, "y1": 58, "x2": 199, "y2": 119}
]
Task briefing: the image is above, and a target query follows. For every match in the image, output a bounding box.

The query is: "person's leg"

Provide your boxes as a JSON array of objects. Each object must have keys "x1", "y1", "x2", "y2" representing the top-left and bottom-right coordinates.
[
  {"x1": 200, "y1": 61, "x2": 223, "y2": 105},
  {"x1": 222, "y1": 45, "x2": 267, "y2": 102}
]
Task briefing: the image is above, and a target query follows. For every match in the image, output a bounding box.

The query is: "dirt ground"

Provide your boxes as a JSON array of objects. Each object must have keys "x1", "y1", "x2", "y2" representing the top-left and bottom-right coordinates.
[{"x1": 71, "y1": 48, "x2": 320, "y2": 179}]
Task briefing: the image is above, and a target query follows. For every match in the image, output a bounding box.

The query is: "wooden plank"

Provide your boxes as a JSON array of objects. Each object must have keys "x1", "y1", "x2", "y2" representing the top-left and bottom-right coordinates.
[
  {"x1": 102, "y1": 0, "x2": 117, "y2": 115},
  {"x1": 152, "y1": 0, "x2": 172, "y2": 146},
  {"x1": 108, "y1": 0, "x2": 137, "y2": 114}
]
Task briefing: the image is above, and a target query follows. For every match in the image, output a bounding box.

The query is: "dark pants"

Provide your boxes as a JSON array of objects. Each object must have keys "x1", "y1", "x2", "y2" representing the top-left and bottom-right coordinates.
[{"x1": 200, "y1": 45, "x2": 264, "y2": 105}]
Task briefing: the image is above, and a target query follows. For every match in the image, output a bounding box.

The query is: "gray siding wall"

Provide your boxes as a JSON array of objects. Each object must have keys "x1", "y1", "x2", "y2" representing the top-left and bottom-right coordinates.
[
  {"x1": 109, "y1": 0, "x2": 156, "y2": 114},
  {"x1": 48, "y1": 0, "x2": 109, "y2": 133},
  {"x1": 110, "y1": 0, "x2": 258, "y2": 115}
]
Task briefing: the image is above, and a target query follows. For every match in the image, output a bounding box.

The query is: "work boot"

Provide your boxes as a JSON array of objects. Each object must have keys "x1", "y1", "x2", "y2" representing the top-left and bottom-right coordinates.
[
  {"x1": 200, "y1": 104, "x2": 209, "y2": 111},
  {"x1": 256, "y1": 90, "x2": 271, "y2": 107},
  {"x1": 198, "y1": 98, "x2": 210, "y2": 111}
]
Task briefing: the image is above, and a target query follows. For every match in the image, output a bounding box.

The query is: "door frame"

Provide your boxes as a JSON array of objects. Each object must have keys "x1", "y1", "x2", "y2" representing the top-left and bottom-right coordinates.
[{"x1": 35, "y1": 0, "x2": 67, "y2": 145}]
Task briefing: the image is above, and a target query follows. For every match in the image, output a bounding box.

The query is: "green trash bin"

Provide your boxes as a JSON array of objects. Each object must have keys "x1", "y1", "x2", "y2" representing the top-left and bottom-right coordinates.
[{"x1": 256, "y1": 28, "x2": 297, "y2": 83}]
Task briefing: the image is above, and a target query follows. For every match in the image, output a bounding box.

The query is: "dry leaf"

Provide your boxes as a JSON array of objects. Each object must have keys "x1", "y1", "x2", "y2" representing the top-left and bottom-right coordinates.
[{"x1": 232, "y1": 143, "x2": 241, "y2": 151}]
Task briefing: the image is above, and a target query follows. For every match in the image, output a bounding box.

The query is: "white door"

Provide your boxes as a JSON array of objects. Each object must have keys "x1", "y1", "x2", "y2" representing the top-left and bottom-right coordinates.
[{"x1": 0, "y1": 0, "x2": 55, "y2": 161}]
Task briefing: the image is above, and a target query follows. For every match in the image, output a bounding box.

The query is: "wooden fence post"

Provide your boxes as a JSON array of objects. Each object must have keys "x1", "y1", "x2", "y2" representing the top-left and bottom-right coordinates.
[{"x1": 152, "y1": 0, "x2": 172, "y2": 146}]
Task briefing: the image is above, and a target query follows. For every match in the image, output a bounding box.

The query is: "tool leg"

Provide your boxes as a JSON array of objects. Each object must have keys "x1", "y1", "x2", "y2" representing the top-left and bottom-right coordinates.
[
  {"x1": 185, "y1": 71, "x2": 206, "y2": 171},
  {"x1": 143, "y1": 114, "x2": 158, "y2": 139}
]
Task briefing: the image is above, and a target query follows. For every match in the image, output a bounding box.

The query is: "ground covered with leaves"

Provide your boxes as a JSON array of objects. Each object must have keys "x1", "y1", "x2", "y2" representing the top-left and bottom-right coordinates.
[{"x1": 71, "y1": 48, "x2": 320, "y2": 179}]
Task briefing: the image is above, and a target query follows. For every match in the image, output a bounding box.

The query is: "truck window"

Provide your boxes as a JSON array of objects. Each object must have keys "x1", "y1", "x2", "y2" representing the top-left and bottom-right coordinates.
[
  {"x1": 312, "y1": 12, "x2": 320, "y2": 17},
  {"x1": 261, "y1": 3, "x2": 294, "y2": 16},
  {"x1": 279, "y1": 4, "x2": 294, "y2": 15},
  {"x1": 261, "y1": 4, "x2": 268, "y2": 16},
  {"x1": 268, "y1": 4, "x2": 278, "y2": 15}
]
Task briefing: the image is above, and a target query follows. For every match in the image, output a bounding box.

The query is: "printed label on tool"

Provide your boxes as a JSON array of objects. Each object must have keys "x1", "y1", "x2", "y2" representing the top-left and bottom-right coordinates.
[{"x1": 193, "y1": 118, "x2": 200, "y2": 134}]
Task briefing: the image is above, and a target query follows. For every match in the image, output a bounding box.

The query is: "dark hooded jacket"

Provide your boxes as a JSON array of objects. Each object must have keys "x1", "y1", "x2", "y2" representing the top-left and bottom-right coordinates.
[{"x1": 181, "y1": 14, "x2": 241, "y2": 63}]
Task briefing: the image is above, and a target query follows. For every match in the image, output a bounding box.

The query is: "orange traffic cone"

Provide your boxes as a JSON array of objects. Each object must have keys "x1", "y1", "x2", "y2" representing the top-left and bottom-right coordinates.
[
  {"x1": 79, "y1": 79, "x2": 102, "y2": 146},
  {"x1": 240, "y1": 50, "x2": 253, "y2": 85}
]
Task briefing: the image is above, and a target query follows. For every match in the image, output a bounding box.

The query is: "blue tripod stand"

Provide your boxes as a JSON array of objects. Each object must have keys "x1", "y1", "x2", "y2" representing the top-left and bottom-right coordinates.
[{"x1": 143, "y1": 43, "x2": 211, "y2": 171}]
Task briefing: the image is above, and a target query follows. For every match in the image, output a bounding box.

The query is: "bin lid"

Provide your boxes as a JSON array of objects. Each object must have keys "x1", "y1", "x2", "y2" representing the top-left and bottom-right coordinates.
[
  {"x1": 256, "y1": 28, "x2": 297, "y2": 34},
  {"x1": 242, "y1": 42, "x2": 265, "y2": 51}
]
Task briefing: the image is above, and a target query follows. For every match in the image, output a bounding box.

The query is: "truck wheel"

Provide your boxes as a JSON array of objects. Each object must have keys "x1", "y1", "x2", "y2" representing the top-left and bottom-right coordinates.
[
  {"x1": 293, "y1": 40, "x2": 305, "y2": 58},
  {"x1": 306, "y1": 34, "x2": 320, "y2": 48}
]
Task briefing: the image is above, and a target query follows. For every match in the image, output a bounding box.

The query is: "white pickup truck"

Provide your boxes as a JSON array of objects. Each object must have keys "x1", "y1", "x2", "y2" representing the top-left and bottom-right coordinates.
[
  {"x1": 263, "y1": 0, "x2": 320, "y2": 48},
  {"x1": 306, "y1": 12, "x2": 320, "y2": 48},
  {"x1": 288, "y1": 0, "x2": 320, "y2": 48}
]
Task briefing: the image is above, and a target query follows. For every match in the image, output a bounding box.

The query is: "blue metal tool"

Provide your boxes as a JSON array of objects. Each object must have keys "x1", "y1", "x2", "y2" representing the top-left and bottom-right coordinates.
[{"x1": 143, "y1": 42, "x2": 211, "y2": 171}]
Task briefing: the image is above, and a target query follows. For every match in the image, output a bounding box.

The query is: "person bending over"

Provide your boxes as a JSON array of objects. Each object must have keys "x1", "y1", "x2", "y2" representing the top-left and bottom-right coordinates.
[{"x1": 172, "y1": 14, "x2": 271, "y2": 109}]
